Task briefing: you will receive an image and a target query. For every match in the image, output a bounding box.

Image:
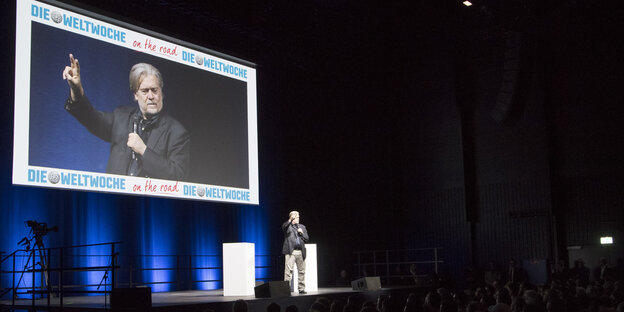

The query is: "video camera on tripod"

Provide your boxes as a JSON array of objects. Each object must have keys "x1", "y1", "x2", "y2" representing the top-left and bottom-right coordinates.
[
  {"x1": 26, "y1": 220, "x2": 58, "y2": 236},
  {"x1": 18, "y1": 220, "x2": 58, "y2": 251},
  {"x1": 15, "y1": 220, "x2": 58, "y2": 296}
]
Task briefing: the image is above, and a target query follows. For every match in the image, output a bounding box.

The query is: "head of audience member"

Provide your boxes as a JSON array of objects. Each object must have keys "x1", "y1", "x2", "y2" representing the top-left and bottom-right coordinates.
[
  {"x1": 523, "y1": 303, "x2": 545, "y2": 312},
  {"x1": 488, "y1": 302, "x2": 511, "y2": 312},
  {"x1": 285, "y1": 305, "x2": 298, "y2": 312},
  {"x1": 315, "y1": 297, "x2": 331, "y2": 310},
  {"x1": 466, "y1": 301, "x2": 486, "y2": 312},
  {"x1": 423, "y1": 291, "x2": 441, "y2": 312},
  {"x1": 505, "y1": 282, "x2": 519, "y2": 298},
  {"x1": 344, "y1": 296, "x2": 359, "y2": 312},
  {"x1": 546, "y1": 297, "x2": 566, "y2": 312},
  {"x1": 410, "y1": 263, "x2": 418, "y2": 276},
  {"x1": 267, "y1": 302, "x2": 281, "y2": 312},
  {"x1": 439, "y1": 300, "x2": 458, "y2": 312},
  {"x1": 362, "y1": 300, "x2": 375, "y2": 309},
  {"x1": 309, "y1": 302, "x2": 327, "y2": 312},
  {"x1": 495, "y1": 288, "x2": 512, "y2": 305},
  {"x1": 233, "y1": 299, "x2": 248, "y2": 312},
  {"x1": 523, "y1": 290, "x2": 543, "y2": 306},
  {"x1": 329, "y1": 300, "x2": 344, "y2": 312},
  {"x1": 377, "y1": 295, "x2": 389, "y2": 311},
  {"x1": 437, "y1": 288, "x2": 452, "y2": 301},
  {"x1": 510, "y1": 296, "x2": 525, "y2": 312}
]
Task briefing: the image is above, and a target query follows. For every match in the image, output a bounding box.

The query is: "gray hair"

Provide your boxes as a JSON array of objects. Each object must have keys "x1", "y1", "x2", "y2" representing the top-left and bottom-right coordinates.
[
  {"x1": 129, "y1": 63, "x2": 163, "y2": 93},
  {"x1": 289, "y1": 211, "x2": 299, "y2": 219}
]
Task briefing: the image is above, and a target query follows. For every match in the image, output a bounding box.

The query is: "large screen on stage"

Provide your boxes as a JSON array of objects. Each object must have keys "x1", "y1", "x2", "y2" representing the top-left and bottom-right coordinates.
[{"x1": 13, "y1": 0, "x2": 259, "y2": 204}]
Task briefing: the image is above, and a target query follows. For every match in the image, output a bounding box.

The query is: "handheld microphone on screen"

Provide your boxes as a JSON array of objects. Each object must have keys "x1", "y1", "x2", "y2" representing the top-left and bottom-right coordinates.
[{"x1": 132, "y1": 115, "x2": 139, "y2": 160}]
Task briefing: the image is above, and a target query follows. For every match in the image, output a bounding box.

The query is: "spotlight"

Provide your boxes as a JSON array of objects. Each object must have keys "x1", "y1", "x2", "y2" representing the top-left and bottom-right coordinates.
[
  {"x1": 600, "y1": 236, "x2": 613, "y2": 245},
  {"x1": 463, "y1": 1, "x2": 473, "y2": 6}
]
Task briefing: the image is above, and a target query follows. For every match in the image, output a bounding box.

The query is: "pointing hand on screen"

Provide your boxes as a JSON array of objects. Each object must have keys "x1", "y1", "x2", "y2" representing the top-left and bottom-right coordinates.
[{"x1": 62, "y1": 54, "x2": 84, "y2": 101}]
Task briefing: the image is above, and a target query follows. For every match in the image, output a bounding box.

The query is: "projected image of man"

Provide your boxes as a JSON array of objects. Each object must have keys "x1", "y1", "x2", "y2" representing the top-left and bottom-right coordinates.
[
  {"x1": 282, "y1": 211, "x2": 309, "y2": 294},
  {"x1": 62, "y1": 54, "x2": 190, "y2": 180}
]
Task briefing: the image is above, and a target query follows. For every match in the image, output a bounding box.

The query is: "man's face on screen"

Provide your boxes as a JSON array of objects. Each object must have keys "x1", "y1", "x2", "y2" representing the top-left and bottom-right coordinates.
[{"x1": 135, "y1": 74, "x2": 163, "y2": 117}]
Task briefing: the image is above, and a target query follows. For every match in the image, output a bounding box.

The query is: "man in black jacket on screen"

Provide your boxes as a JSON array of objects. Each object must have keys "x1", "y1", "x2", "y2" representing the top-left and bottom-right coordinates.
[{"x1": 62, "y1": 54, "x2": 190, "y2": 180}]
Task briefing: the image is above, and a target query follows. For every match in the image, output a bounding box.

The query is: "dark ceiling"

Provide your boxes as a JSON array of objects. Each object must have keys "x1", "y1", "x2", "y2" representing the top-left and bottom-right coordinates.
[{"x1": 53, "y1": 0, "x2": 572, "y2": 70}]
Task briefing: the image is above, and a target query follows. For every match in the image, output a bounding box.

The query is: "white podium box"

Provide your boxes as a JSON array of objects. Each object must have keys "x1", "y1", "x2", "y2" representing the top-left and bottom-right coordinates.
[
  {"x1": 291, "y1": 243, "x2": 318, "y2": 292},
  {"x1": 223, "y1": 243, "x2": 255, "y2": 296}
]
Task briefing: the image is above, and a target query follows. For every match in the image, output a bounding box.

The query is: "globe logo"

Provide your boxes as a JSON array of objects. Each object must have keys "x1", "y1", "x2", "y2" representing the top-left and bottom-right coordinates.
[
  {"x1": 51, "y1": 11, "x2": 63, "y2": 24},
  {"x1": 195, "y1": 55, "x2": 203, "y2": 66},
  {"x1": 48, "y1": 171, "x2": 60, "y2": 184},
  {"x1": 197, "y1": 186, "x2": 205, "y2": 197}
]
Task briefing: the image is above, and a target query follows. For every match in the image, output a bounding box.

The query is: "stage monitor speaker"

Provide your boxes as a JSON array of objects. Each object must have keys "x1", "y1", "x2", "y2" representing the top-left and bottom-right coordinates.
[
  {"x1": 111, "y1": 287, "x2": 152, "y2": 312},
  {"x1": 351, "y1": 276, "x2": 381, "y2": 291},
  {"x1": 254, "y1": 281, "x2": 291, "y2": 298}
]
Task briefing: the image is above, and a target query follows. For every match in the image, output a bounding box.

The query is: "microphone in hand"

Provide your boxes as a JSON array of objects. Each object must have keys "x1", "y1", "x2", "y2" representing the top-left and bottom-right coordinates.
[{"x1": 132, "y1": 115, "x2": 139, "y2": 160}]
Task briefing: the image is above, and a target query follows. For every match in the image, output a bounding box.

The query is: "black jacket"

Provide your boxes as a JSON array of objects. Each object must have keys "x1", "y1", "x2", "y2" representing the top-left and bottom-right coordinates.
[
  {"x1": 282, "y1": 220, "x2": 309, "y2": 259},
  {"x1": 65, "y1": 96, "x2": 190, "y2": 180}
]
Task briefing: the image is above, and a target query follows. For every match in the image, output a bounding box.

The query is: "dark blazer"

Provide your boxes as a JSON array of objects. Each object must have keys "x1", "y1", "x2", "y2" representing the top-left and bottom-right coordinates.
[
  {"x1": 65, "y1": 97, "x2": 190, "y2": 180},
  {"x1": 282, "y1": 220, "x2": 309, "y2": 259}
]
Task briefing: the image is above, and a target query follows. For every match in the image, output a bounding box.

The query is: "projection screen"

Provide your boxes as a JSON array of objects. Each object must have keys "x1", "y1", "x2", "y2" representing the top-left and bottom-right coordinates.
[{"x1": 13, "y1": 0, "x2": 259, "y2": 204}]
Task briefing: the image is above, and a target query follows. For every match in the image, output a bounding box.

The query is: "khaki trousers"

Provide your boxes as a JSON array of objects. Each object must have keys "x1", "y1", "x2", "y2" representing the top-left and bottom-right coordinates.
[{"x1": 284, "y1": 250, "x2": 305, "y2": 291}]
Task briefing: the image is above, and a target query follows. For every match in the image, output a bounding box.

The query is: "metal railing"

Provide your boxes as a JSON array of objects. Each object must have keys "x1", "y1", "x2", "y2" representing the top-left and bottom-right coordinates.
[
  {"x1": 0, "y1": 242, "x2": 120, "y2": 309},
  {"x1": 1, "y1": 244, "x2": 280, "y2": 309},
  {"x1": 112, "y1": 254, "x2": 279, "y2": 289},
  {"x1": 353, "y1": 247, "x2": 444, "y2": 285}
]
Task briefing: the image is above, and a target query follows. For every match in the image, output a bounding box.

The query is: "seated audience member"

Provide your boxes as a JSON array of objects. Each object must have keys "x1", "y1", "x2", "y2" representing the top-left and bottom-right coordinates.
[
  {"x1": 570, "y1": 259, "x2": 590, "y2": 283},
  {"x1": 308, "y1": 302, "x2": 327, "y2": 312},
  {"x1": 403, "y1": 292, "x2": 424, "y2": 312},
  {"x1": 422, "y1": 291, "x2": 441, "y2": 312},
  {"x1": 267, "y1": 302, "x2": 280, "y2": 312},
  {"x1": 484, "y1": 261, "x2": 502, "y2": 287},
  {"x1": 466, "y1": 301, "x2": 486, "y2": 312},
  {"x1": 550, "y1": 260, "x2": 569, "y2": 282},
  {"x1": 329, "y1": 300, "x2": 344, "y2": 312},
  {"x1": 343, "y1": 295, "x2": 359, "y2": 312},
  {"x1": 594, "y1": 258, "x2": 616, "y2": 282},
  {"x1": 285, "y1": 305, "x2": 298, "y2": 312},
  {"x1": 506, "y1": 259, "x2": 525, "y2": 284},
  {"x1": 488, "y1": 302, "x2": 511, "y2": 312},
  {"x1": 233, "y1": 299, "x2": 248, "y2": 312},
  {"x1": 546, "y1": 297, "x2": 566, "y2": 312},
  {"x1": 510, "y1": 297, "x2": 525, "y2": 312}
]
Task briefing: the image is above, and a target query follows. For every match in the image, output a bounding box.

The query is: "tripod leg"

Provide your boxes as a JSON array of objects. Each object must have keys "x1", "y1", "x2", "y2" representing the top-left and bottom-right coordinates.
[
  {"x1": 38, "y1": 248, "x2": 51, "y2": 293},
  {"x1": 14, "y1": 252, "x2": 33, "y2": 299}
]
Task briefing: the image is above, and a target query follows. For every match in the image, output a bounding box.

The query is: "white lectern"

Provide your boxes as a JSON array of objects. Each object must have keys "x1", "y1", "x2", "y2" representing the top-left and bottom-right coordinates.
[
  {"x1": 291, "y1": 243, "x2": 318, "y2": 292},
  {"x1": 223, "y1": 243, "x2": 255, "y2": 296}
]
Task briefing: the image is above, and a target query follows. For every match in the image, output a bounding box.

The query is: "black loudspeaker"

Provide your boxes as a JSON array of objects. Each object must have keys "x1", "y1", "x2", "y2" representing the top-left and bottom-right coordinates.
[
  {"x1": 254, "y1": 281, "x2": 291, "y2": 298},
  {"x1": 351, "y1": 276, "x2": 381, "y2": 291},
  {"x1": 111, "y1": 287, "x2": 152, "y2": 312}
]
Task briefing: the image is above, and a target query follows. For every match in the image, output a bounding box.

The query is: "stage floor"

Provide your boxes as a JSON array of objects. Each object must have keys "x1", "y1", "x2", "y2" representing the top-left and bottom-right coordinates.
[{"x1": 1, "y1": 286, "x2": 413, "y2": 311}]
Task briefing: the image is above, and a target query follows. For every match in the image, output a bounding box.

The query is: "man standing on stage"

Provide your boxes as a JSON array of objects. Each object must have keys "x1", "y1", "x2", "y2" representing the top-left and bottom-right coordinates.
[{"x1": 282, "y1": 211, "x2": 309, "y2": 294}]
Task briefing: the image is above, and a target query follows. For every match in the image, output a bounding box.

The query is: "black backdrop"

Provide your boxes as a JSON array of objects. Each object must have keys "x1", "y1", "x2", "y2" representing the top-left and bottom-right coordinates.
[{"x1": 2, "y1": 0, "x2": 623, "y2": 287}]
